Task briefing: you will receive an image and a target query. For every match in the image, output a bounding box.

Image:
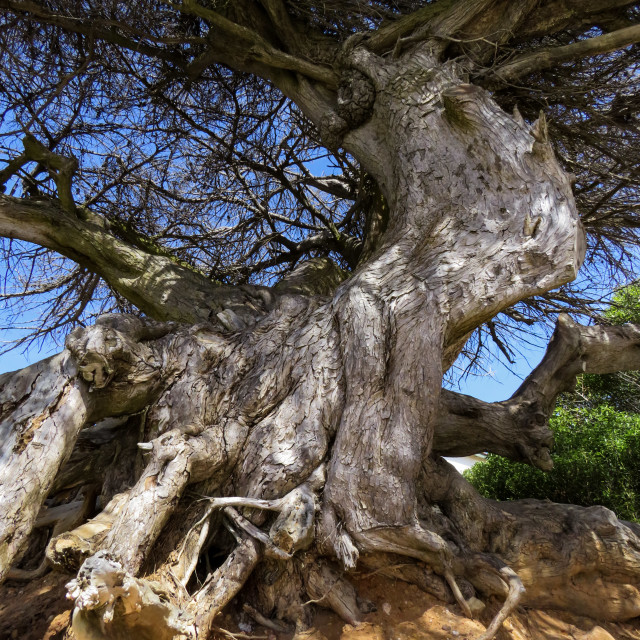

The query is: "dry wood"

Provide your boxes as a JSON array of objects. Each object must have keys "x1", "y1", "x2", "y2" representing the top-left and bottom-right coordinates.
[{"x1": 0, "y1": 2, "x2": 639, "y2": 639}]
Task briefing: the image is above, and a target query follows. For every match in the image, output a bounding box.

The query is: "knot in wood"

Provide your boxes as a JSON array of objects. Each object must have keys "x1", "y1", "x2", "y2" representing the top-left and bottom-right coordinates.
[
  {"x1": 337, "y1": 69, "x2": 376, "y2": 129},
  {"x1": 65, "y1": 314, "x2": 160, "y2": 389},
  {"x1": 319, "y1": 111, "x2": 349, "y2": 150}
]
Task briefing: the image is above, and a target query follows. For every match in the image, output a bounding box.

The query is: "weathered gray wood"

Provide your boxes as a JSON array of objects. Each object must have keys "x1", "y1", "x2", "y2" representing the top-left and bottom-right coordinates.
[
  {"x1": 42, "y1": 47, "x2": 640, "y2": 638},
  {"x1": 318, "y1": 48, "x2": 584, "y2": 633},
  {"x1": 0, "y1": 353, "x2": 88, "y2": 582},
  {"x1": 189, "y1": 536, "x2": 261, "y2": 638},
  {"x1": 1, "y1": 14, "x2": 640, "y2": 640},
  {"x1": 67, "y1": 551, "x2": 195, "y2": 640}
]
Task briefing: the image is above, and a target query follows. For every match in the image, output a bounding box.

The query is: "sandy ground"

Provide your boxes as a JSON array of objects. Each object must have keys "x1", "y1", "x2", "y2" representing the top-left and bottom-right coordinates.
[{"x1": 1, "y1": 570, "x2": 640, "y2": 640}]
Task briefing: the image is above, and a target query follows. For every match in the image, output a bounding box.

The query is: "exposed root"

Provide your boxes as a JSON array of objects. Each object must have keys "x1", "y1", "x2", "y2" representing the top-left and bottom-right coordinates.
[
  {"x1": 243, "y1": 603, "x2": 292, "y2": 633},
  {"x1": 358, "y1": 553, "x2": 451, "y2": 602},
  {"x1": 175, "y1": 503, "x2": 216, "y2": 587},
  {"x1": 67, "y1": 550, "x2": 195, "y2": 640},
  {"x1": 304, "y1": 559, "x2": 362, "y2": 626},
  {"x1": 444, "y1": 568, "x2": 473, "y2": 618},
  {"x1": 0, "y1": 359, "x2": 90, "y2": 583},
  {"x1": 224, "y1": 506, "x2": 292, "y2": 560},
  {"x1": 355, "y1": 523, "x2": 472, "y2": 618},
  {"x1": 201, "y1": 496, "x2": 283, "y2": 512},
  {"x1": 48, "y1": 491, "x2": 129, "y2": 572},
  {"x1": 216, "y1": 629, "x2": 269, "y2": 640},
  {"x1": 8, "y1": 491, "x2": 95, "y2": 580},
  {"x1": 190, "y1": 535, "x2": 261, "y2": 638},
  {"x1": 475, "y1": 561, "x2": 525, "y2": 640},
  {"x1": 206, "y1": 467, "x2": 323, "y2": 558},
  {"x1": 6, "y1": 559, "x2": 51, "y2": 581},
  {"x1": 101, "y1": 430, "x2": 199, "y2": 572},
  {"x1": 318, "y1": 505, "x2": 360, "y2": 570}
]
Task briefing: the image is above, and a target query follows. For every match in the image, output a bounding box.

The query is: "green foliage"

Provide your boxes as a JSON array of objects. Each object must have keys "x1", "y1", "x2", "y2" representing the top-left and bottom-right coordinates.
[
  {"x1": 563, "y1": 284, "x2": 640, "y2": 413},
  {"x1": 605, "y1": 284, "x2": 640, "y2": 325},
  {"x1": 569, "y1": 371, "x2": 640, "y2": 413},
  {"x1": 464, "y1": 406, "x2": 640, "y2": 522},
  {"x1": 466, "y1": 284, "x2": 640, "y2": 521}
]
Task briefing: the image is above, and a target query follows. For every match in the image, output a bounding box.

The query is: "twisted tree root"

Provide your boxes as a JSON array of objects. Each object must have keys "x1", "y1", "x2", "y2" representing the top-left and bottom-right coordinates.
[
  {"x1": 354, "y1": 524, "x2": 473, "y2": 618},
  {"x1": 205, "y1": 466, "x2": 324, "y2": 557},
  {"x1": 8, "y1": 488, "x2": 96, "y2": 580},
  {"x1": 190, "y1": 535, "x2": 262, "y2": 638},
  {"x1": 304, "y1": 559, "x2": 363, "y2": 626},
  {"x1": 67, "y1": 551, "x2": 196, "y2": 640},
  {"x1": 479, "y1": 568, "x2": 525, "y2": 640}
]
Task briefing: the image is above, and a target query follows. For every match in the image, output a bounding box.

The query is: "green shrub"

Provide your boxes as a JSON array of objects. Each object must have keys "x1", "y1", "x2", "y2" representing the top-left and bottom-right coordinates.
[
  {"x1": 464, "y1": 405, "x2": 640, "y2": 522},
  {"x1": 563, "y1": 284, "x2": 640, "y2": 412}
]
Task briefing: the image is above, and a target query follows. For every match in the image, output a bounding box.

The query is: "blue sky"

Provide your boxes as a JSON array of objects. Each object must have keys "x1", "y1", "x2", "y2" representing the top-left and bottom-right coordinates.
[{"x1": 447, "y1": 341, "x2": 547, "y2": 401}]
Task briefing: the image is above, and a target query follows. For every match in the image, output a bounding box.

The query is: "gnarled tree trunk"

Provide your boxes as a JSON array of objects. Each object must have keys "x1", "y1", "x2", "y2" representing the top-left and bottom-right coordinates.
[{"x1": 1, "y1": 38, "x2": 639, "y2": 640}]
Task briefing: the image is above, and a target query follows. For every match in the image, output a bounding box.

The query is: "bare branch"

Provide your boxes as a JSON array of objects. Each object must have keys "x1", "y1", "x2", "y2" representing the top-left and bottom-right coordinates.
[
  {"x1": 0, "y1": 194, "x2": 278, "y2": 326},
  {"x1": 163, "y1": 0, "x2": 338, "y2": 87},
  {"x1": 517, "y1": 0, "x2": 638, "y2": 40},
  {"x1": 482, "y1": 23, "x2": 640, "y2": 85},
  {"x1": 435, "y1": 315, "x2": 640, "y2": 467}
]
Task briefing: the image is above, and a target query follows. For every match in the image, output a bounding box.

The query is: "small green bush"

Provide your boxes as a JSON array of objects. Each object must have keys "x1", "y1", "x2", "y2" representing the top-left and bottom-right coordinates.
[{"x1": 464, "y1": 405, "x2": 640, "y2": 522}]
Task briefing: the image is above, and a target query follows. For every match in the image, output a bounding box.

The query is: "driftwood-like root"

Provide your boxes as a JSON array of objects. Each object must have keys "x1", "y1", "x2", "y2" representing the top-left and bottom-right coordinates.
[
  {"x1": 0, "y1": 356, "x2": 90, "y2": 582},
  {"x1": 67, "y1": 551, "x2": 195, "y2": 640},
  {"x1": 189, "y1": 535, "x2": 261, "y2": 638},
  {"x1": 8, "y1": 486, "x2": 97, "y2": 580},
  {"x1": 243, "y1": 603, "x2": 292, "y2": 633},
  {"x1": 358, "y1": 553, "x2": 452, "y2": 602},
  {"x1": 476, "y1": 564, "x2": 525, "y2": 640},
  {"x1": 48, "y1": 491, "x2": 129, "y2": 572},
  {"x1": 304, "y1": 559, "x2": 363, "y2": 626},
  {"x1": 205, "y1": 466, "x2": 324, "y2": 558}
]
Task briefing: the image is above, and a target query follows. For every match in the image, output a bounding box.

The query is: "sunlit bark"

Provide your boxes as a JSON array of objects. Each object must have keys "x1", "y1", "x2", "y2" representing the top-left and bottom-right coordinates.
[{"x1": 0, "y1": 2, "x2": 639, "y2": 639}]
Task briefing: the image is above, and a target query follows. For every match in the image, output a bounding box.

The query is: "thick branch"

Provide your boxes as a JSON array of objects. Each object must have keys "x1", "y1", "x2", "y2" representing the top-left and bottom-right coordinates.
[
  {"x1": 363, "y1": 0, "x2": 469, "y2": 53},
  {"x1": 514, "y1": 314, "x2": 640, "y2": 401},
  {"x1": 433, "y1": 390, "x2": 555, "y2": 469},
  {"x1": 171, "y1": 0, "x2": 338, "y2": 87},
  {"x1": 21, "y1": 134, "x2": 79, "y2": 214},
  {"x1": 0, "y1": 194, "x2": 279, "y2": 326},
  {"x1": 516, "y1": 0, "x2": 638, "y2": 40},
  {"x1": 483, "y1": 23, "x2": 640, "y2": 85},
  {"x1": 434, "y1": 316, "x2": 640, "y2": 467},
  {"x1": 0, "y1": 0, "x2": 337, "y2": 128}
]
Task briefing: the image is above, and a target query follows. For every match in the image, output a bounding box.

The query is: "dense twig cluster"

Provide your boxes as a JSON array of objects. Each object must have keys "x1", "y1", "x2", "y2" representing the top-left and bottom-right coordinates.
[{"x1": 0, "y1": 0, "x2": 638, "y2": 368}]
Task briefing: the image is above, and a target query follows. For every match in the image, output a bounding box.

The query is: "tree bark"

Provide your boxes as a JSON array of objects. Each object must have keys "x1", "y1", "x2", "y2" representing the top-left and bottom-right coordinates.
[{"x1": 2, "y1": 38, "x2": 640, "y2": 640}]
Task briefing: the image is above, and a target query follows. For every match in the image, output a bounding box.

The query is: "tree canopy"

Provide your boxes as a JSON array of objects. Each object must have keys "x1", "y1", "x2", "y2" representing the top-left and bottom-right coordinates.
[{"x1": 0, "y1": 0, "x2": 638, "y2": 362}]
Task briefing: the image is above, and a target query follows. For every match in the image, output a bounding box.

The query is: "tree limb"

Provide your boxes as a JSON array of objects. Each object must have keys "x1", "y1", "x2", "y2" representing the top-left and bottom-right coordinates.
[
  {"x1": 434, "y1": 315, "x2": 640, "y2": 467},
  {"x1": 0, "y1": 194, "x2": 280, "y2": 326},
  {"x1": 163, "y1": 0, "x2": 337, "y2": 87},
  {"x1": 516, "y1": 0, "x2": 638, "y2": 40},
  {"x1": 482, "y1": 23, "x2": 640, "y2": 85},
  {"x1": 0, "y1": 0, "x2": 190, "y2": 64}
]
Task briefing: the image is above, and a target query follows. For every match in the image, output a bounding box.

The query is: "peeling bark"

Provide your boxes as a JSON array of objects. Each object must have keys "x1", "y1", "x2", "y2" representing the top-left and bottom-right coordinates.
[
  {"x1": 0, "y1": 353, "x2": 88, "y2": 582},
  {"x1": 1, "y1": 40, "x2": 639, "y2": 640}
]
